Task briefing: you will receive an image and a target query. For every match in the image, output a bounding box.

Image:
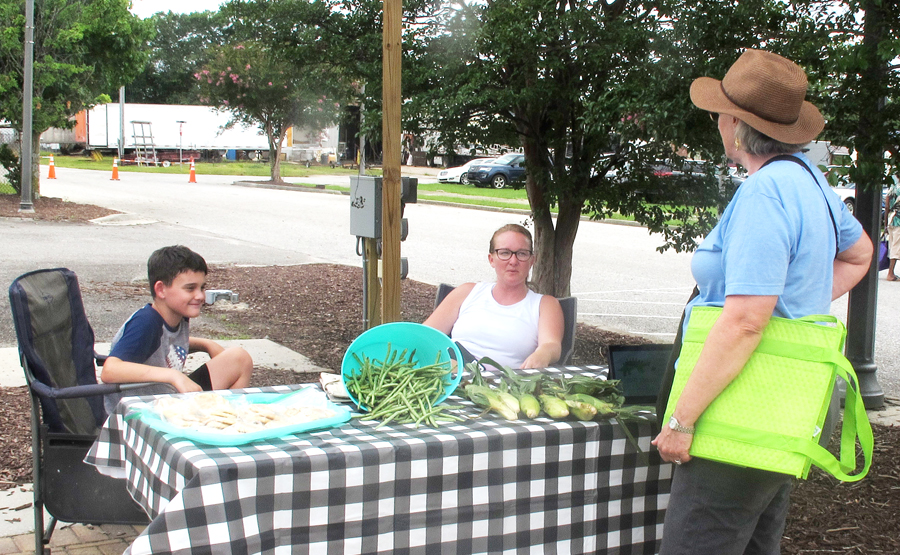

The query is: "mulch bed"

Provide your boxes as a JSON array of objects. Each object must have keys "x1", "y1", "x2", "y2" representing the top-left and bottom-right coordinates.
[
  {"x1": 0, "y1": 194, "x2": 119, "y2": 221},
  {"x1": 0, "y1": 196, "x2": 896, "y2": 551}
]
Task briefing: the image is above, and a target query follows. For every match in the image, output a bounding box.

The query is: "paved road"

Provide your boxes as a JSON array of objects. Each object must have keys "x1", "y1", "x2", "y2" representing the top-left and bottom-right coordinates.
[{"x1": 3, "y1": 166, "x2": 898, "y2": 398}]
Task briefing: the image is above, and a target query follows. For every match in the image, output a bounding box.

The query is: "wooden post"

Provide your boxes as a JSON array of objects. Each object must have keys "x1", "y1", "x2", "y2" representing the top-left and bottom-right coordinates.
[{"x1": 381, "y1": 0, "x2": 402, "y2": 323}]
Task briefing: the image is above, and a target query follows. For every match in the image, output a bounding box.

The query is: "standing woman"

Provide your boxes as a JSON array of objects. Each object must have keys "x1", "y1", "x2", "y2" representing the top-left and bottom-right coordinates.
[{"x1": 652, "y1": 50, "x2": 872, "y2": 554}]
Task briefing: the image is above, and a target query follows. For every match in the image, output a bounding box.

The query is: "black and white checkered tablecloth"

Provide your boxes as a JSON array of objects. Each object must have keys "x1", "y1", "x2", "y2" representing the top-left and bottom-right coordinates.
[{"x1": 86, "y1": 366, "x2": 671, "y2": 554}]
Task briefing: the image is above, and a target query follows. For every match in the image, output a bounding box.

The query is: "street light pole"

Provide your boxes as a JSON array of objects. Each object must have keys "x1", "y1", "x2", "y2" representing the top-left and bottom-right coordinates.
[
  {"x1": 359, "y1": 83, "x2": 366, "y2": 176},
  {"x1": 19, "y1": 0, "x2": 35, "y2": 212},
  {"x1": 177, "y1": 121, "x2": 186, "y2": 165},
  {"x1": 119, "y1": 87, "x2": 125, "y2": 161}
]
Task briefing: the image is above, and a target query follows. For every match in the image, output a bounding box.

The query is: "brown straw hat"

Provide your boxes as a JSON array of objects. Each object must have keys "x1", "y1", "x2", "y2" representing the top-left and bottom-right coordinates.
[{"x1": 690, "y1": 49, "x2": 824, "y2": 144}]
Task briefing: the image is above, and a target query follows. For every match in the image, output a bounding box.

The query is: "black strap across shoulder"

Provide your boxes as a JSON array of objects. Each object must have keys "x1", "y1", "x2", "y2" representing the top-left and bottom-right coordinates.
[{"x1": 760, "y1": 154, "x2": 839, "y2": 257}]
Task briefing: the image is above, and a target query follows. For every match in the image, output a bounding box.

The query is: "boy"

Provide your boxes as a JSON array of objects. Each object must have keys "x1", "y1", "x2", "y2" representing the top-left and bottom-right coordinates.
[{"x1": 101, "y1": 245, "x2": 253, "y2": 413}]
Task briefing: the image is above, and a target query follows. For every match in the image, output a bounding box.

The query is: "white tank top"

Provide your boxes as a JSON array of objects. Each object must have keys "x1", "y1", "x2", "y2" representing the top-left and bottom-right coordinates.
[{"x1": 451, "y1": 282, "x2": 543, "y2": 369}]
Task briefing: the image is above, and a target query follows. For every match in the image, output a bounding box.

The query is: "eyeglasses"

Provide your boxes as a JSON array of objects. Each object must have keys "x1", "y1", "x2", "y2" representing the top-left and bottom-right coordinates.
[
  {"x1": 493, "y1": 248, "x2": 533, "y2": 261},
  {"x1": 709, "y1": 112, "x2": 719, "y2": 122}
]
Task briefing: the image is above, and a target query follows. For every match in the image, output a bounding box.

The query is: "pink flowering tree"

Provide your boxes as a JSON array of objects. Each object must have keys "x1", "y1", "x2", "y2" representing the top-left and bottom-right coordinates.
[{"x1": 196, "y1": 41, "x2": 341, "y2": 182}]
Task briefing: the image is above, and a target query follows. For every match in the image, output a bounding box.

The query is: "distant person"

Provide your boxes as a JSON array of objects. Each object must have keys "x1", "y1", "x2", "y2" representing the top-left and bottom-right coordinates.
[
  {"x1": 424, "y1": 224, "x2": 564, "y2": 369},
  {"x1": 101, "y1": 245, "x2": 253, "y2": 413},
  {"x1": 884, "y1": 178, "x2": 900, "y2": 281}
]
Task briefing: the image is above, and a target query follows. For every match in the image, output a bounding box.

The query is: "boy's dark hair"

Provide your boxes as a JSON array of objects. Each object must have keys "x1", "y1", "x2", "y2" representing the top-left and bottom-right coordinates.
[{"x1": 147, "y1": 245, "x2": 208, "y2": 297}]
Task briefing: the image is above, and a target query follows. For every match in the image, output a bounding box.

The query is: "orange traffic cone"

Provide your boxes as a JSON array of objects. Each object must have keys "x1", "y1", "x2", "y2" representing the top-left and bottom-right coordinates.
[
  {"x1": 188, "y1": 158, "x2": 197, "y2": 183},
  {"x1": 47, "y1": 155, "x2": 56, "y2": 179},
  {"x1": 110, "y1": 158, "x2": 120, "y2": 181}
]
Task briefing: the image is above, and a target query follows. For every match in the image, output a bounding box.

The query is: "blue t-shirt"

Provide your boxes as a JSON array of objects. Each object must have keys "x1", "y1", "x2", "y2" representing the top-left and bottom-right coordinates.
[
  {"x1": 104, "y1": 304, "x2": 190, "y2": 414},
  {"x1": 685, "y1": 153, "x2": 863, "y2": 333}
]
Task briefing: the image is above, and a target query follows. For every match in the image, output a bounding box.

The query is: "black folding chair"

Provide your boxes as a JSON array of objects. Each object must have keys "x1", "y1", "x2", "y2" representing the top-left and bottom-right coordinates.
[
  {"x1": 434, "y1": 283, "x2": 578, "y2": 365},
  {"x1": 9, "y1": 268, "x2": 158, "y2": 554}
]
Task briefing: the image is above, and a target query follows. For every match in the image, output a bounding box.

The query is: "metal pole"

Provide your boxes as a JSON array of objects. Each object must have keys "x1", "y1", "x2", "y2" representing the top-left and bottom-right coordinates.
[
  {"x1": 118, "y1": 86, "x2": 125, "y2": 160},
  {"x1": 361, "y1": 242, "x2": 369, "y2": 329},
  {"x1": 359, "y1": 84, "x2": 366, "y2": 176},
  {"x1": 846, "y1": 182, "x2": 884, "y2": 408},
  {"x1": 844, "y1": 1, "x2": 887, "y2": 409},
  {"x1": 19, "y1": 0, "x2": 34, "y2": 212},
  {"x1": 177, "y1": 121, "x2": 186, "y2": 165}
]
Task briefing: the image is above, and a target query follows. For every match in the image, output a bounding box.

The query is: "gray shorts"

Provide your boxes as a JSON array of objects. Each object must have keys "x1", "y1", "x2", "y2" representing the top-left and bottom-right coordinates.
[{"x1": 659, "y1": 457, "x2": 793, "y2": 555}]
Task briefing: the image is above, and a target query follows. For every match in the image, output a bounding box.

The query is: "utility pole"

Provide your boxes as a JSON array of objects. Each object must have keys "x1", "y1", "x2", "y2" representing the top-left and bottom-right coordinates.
[
  {"x1": 19, "y1": 0, "x2": 35, "y2": 212},
  {"x1": 381, "y1": 0, "x2": 402, "y2": 323},
  {"x1": 119, "y1": 87, "x2": 125, "y2": 161},
  {"x1": 359, "y1": 83, "x2": 366, "y2": 176},
  {"x1": 845, "y1": 0, "x2": 887, "y2": 409},
  {"x1": 177, "y1": 121, "x2": 186, "y2": 165}
]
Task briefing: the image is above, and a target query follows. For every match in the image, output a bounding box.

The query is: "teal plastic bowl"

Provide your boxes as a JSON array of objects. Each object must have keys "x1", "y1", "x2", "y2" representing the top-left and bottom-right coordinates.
[{"x1": 341, "y1": 322, "x2": 464, "y2": 411}]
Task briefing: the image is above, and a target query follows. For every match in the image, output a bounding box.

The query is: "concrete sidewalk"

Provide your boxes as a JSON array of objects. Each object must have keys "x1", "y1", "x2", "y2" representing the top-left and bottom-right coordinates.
[{"x1": 0, "y1": 339, "x2": 329, "y2": 554}]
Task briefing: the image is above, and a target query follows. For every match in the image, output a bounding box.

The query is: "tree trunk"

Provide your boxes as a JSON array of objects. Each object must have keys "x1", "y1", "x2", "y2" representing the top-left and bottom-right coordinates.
[
  {"x1": 269, "y1": 130, "x2": 285, "y2": 183},
  {"x1": 521, "y1": 138, "x2": 583, "y2": 297}
]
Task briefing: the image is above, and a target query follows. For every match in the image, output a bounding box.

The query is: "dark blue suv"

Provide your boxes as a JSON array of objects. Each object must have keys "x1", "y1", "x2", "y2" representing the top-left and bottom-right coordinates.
[{"x1": 466, "y1": 153, "x2": 526, "y2": 189}]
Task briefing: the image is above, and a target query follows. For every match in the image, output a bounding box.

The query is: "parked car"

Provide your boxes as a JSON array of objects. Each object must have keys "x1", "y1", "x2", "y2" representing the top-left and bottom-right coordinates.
[
  {"x1": 623, "y1": 159, "x2": 743, "y2": 203},
  {"x1": 831, "y1": 178, "x2": 893, "y2": 216},
  {"x1": 437, "y1": 158, "x2": 495, "y2": 185},
  {"x1": 467, "y1": 153, "x2": 526, "y2": 189},
  {"x1": 833, "y1": 184, "x2": 858, "y2": 214}
]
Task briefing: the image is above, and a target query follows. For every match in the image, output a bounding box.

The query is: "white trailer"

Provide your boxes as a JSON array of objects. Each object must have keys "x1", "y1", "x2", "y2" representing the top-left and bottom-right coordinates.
[{"x1": 75, "y1": 103, "x2": 275, "y2": 153}]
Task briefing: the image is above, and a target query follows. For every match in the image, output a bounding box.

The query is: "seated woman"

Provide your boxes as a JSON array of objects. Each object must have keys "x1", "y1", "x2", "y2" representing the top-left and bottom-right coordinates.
[{"x1": 424, "y1": 224, "x2": 564, "y2": 369}]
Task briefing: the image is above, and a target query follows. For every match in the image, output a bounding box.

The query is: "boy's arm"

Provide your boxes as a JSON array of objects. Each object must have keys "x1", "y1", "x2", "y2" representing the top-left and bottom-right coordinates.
[
  {"x1": 189, "y1": 337, "x2": 224, "y2": 357},
  {"x1": 102, "y1": 356, "x2": 202, "y2": 393}
]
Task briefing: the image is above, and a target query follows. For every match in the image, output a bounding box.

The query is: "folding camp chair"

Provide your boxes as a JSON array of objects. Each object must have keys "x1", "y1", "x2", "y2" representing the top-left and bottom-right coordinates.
[
  {"x1": 8, "y1": 268, "x2": 160, "y2": 554},
  {"x1": 434, "y1": 283, "x2": 578, "y2": 365}
]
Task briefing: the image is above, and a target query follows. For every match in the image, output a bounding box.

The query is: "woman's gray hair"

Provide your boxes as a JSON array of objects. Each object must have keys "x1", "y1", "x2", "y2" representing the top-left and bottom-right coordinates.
[{"x1": 735, "y1": 120, "x2": 809, "y2": 157}]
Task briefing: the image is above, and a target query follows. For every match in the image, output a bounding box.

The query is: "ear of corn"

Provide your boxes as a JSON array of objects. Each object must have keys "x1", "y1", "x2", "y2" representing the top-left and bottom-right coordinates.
[
  {"x1": 566, "y1": 394, "x2": 615, "y2": 417},
  {"x1": 465, "y1": 384, "x2": 519, "y2": 420},
  {"x1": 518, "y1": 393, "x2": 541, "y2": 418},
  {"x1": 538, "y1": 394, "x2": 570, "y2": 419},
  {"x1": 565, "y1": 399, "x2": 598, "y2": 421},
  {"x1": 496, "y1": 391, "x2": 521, "y2": 415}
]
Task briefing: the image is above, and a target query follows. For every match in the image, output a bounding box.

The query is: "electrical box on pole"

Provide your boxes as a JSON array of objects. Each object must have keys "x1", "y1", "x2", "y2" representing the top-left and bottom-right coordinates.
[
  {"x1": 350, "y1": 176, "x2": 382, "y2": 239},
  {"x1": 351, "y1": 175, "x2": 417, "y2": 328}
]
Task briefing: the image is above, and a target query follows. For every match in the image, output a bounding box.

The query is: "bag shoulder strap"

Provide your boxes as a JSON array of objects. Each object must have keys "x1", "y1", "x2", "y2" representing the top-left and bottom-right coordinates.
[{"x1": 760, "y1": 154, "x2": 839, "y2": 257}]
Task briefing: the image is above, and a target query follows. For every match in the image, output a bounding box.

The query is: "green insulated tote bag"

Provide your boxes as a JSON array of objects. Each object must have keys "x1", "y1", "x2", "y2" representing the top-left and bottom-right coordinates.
[{"x1": 663, "y1": 306, "x2": 873, "y2": 481}]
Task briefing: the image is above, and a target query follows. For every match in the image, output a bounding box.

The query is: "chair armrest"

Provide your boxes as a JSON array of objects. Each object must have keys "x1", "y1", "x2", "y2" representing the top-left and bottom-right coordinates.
[
  {"x1": 455, "y1": 341, "x2": 477, "y2": 364},
  {"x1": 94, "y1": 352, "x2": 108, "y2": 365},
  {"x1": 28, "y1": 379, "x2": 172, "y2": 400}
]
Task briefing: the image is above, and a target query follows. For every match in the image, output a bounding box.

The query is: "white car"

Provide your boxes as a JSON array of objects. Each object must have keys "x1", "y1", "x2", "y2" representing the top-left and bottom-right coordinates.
[
  {"x1": 832, "y1": 184, "x2": 858, "y2": 214},
  {"x1": 437, "y1": 158, "x2": 495, "y2": 185},
  {"x1": 832, "y1": 179, "x2": 893, "y2": 216}
]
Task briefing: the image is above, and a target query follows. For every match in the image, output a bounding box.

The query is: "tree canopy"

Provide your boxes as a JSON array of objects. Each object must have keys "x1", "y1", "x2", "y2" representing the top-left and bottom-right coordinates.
[
  {"x1": 126, "y1": 10, "x2": 229, "y2": 105},
  {"x1": 405, "y1": 0, "x2": 869, "y2": 295},
  {"x1": 0, "y1": 0, "x2": 151, "y2": 194},
  {"x1": 195, "y1": 39, "x2": 344, "y2": 181}
]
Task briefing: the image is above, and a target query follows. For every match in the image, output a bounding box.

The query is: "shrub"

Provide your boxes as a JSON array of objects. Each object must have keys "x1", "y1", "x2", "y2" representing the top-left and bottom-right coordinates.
[{"x1": 0, "y1": 145, "x2": 21, "y2": 194}]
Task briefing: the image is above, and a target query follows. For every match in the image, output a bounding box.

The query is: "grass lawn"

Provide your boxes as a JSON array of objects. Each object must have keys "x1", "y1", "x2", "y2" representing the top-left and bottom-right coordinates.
[
  {"x1": 42, "y1": 153, "x2": 380, "y2": 179},
  {"x1": 29, "y1": 153, "x2": 639, "y2": 221}
]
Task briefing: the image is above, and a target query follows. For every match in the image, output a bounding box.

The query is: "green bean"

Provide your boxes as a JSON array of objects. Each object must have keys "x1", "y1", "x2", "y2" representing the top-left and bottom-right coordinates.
[{"x1": 347, "y1": 347, "x2": 459, "y2": 428}]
